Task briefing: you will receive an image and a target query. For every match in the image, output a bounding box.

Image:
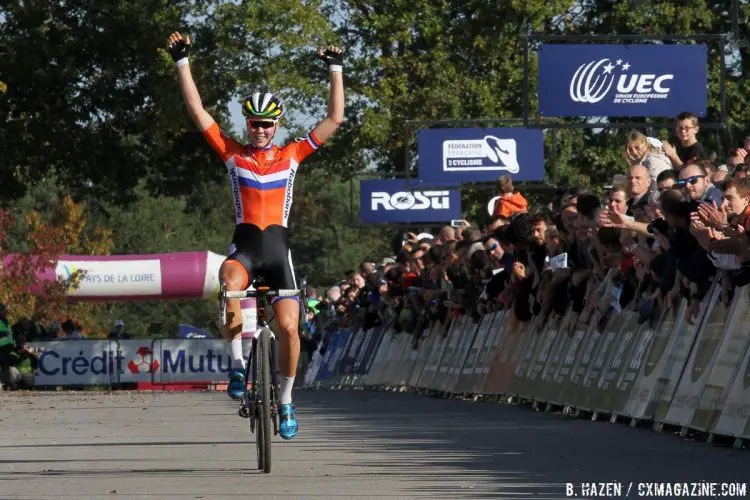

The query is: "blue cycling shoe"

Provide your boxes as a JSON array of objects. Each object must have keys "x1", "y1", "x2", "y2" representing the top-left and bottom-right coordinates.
[
  {"x1": 278, "y1": 403, "x2": 298, "y2": 440},
  {"x1": 227, "y1": 369, "x2": 246, "y2": 400}
]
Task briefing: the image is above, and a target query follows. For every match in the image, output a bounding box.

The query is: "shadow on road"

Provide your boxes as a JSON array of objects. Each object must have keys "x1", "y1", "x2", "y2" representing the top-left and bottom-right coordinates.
[{"x1": 295, "y1": 389, "x2": 750, "y2": 498}]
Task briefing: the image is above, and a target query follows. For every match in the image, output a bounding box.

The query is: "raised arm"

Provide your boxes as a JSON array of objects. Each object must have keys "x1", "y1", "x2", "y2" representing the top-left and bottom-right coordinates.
[
  {"x1": 311, "y1": 46, "x2": 345, "y2": 143},
  {"x1": 167, "y1": 32, "x2": 215, "y2": 132}
]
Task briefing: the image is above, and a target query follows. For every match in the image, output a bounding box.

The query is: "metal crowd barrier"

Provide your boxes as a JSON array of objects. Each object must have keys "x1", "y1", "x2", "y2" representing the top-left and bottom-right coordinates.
[{"x1": 302, "y1": 283, "x2": 750, "y2": 449}]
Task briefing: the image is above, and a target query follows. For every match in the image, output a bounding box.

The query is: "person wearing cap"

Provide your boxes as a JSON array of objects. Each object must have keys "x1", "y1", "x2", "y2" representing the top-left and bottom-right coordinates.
[
  {"x1": 108, "y1": 320, "x2": 125, "y2": 339},
  {"x1": 713, "y1": 165, "x2": 729, "y2": 183}
]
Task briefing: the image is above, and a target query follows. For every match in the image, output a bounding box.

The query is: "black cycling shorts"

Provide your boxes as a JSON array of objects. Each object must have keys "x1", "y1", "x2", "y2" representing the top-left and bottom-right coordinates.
[{"x1": 224, "y1": 224, "x2": 297, "y2": 295}]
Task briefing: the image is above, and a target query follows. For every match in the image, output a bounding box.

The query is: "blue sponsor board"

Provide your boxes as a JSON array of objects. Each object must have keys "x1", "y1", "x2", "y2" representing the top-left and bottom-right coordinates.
[
  {"x1": 537, "y1": 44, "x2": 707, "y2": 117},
  {"x1": 360, "y1": 179, "x2": 461, "y2": 223},
  {"x1": 417, "y1": 128, "x2": 545, "y2": 183}
]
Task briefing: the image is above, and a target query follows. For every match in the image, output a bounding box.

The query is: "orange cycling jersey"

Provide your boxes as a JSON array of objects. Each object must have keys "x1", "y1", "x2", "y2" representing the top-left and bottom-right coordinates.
[{"x1": 201, "y1": 122, "x2": 323, "y2": 230}]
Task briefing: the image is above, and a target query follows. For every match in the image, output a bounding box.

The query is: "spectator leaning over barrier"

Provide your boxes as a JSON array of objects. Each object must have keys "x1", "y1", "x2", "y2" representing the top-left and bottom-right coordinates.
[
  {"x1": 606, "y1": 184, "x2": 629, "y2": 216},
  {"x1": 436, "y1": 225, "x2": 456, "y2": 244},
  {"x1": 624, "y1": 131, "x2": 672, "y2": 187},
  {"x1": 493, "y1": 175, "x2": 528, "y2": 218},
  {"x1": 679, "y1": 162, "x2": 723, "y2": 206},
  {"x1": 626, "y1": 163, "x2": 651, "y2": 213},
  {"x1": 662, "y1": 111, "x2": 706, "y2": 169}
]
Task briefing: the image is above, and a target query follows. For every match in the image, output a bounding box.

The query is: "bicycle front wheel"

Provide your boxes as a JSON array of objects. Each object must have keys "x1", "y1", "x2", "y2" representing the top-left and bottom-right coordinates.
[{"x1": 258, "y1": 329, "x2": 273, "y2": 474}]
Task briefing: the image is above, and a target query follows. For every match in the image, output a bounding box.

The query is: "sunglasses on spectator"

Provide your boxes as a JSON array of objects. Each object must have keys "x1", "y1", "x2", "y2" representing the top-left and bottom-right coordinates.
[
  {"x1": 677, "y1": 175, "x2": 703, "y2": 188},
  {"x1": 486, "y1": 243, "x2": 498, "y2": 254},
  {"x1": 247, "y1": 121, "x2": 275, "y2": 129}
]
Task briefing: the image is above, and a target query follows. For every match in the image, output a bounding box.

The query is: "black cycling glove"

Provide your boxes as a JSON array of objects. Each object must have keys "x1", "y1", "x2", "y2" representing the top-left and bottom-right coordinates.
[
  {"x1": 318, "y1": 48, "x2": 343, "y2": 69},
  {"x1": 168, "y1": 38, "x2": 190, "y2": 63}
]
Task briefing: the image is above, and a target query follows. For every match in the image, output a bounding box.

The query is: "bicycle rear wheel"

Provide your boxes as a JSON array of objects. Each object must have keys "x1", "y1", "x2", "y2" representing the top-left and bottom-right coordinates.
[{"x1": 258, "y1": 329, "x2": 273, "y2": 473}]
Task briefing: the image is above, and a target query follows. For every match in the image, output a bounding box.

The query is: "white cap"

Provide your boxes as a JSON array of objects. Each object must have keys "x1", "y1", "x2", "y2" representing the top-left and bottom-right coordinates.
[
  {"x1": 468, "y1": 241, "x2": 485, "y2": 259},
  {"x1": 416, "y1": 232, "x2": 434, "y2": 240}
]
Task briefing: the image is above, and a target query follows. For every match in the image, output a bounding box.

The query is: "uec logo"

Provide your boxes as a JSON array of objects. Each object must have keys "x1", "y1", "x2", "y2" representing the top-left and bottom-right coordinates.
[{"x1": 570, "y1": 58, "x2": 673, "y2": 104}]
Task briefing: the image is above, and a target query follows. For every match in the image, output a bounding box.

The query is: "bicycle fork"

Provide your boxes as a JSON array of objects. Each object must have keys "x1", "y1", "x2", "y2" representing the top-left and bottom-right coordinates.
[{"x1": 269, "y1": 337, "x2": 280, "y2": 436}]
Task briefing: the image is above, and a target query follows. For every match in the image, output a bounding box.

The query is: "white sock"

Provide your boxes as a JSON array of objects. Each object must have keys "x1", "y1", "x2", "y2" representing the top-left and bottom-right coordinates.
[
  {"x1": 279, "y1": 376, "x2": 295, "y2": 404},
  {"x1": 231, "y1": 337, "x2": 245, "y2": 371}
]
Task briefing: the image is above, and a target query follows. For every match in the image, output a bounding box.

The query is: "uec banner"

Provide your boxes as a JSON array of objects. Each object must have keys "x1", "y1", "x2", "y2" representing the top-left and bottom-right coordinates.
[
  {"x1": 360, "y1": 179, "x2": 461, "y2": 223},
  {"x1": 537, "y1": 44, "x2": 707, "y2": 118},
  {"x1": 417, "y1": 128, "x2": 545, "y2": 183}
]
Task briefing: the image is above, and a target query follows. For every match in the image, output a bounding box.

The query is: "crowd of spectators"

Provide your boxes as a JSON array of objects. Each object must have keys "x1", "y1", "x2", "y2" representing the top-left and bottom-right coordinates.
[{"x1": 307, "y1": 111, "x2": 750, "y2": 353}]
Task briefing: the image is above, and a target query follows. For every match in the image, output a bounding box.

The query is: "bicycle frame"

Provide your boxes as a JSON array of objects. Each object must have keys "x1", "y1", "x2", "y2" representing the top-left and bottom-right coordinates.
[
  {"x1": 244, "y1": 300, "x2": 279, "y2": 436},
  {"x1": 218, "y1": 279, "x2": 308, "y2": 432},
  {"x1": 217, "y1": 276, "x2": 307, "y2": 474}
]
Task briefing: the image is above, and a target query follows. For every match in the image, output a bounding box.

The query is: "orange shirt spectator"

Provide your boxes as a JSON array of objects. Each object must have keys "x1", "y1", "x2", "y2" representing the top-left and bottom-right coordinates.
[{"x1": 493, "y1": 175, "x2": 528, "y2": 218}]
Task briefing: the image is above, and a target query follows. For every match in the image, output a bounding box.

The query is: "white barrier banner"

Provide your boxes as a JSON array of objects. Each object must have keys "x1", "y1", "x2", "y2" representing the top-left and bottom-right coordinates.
[
  {"x1": 32, "y1": 340, "x2": 119, "y2": 385},
  {"x1": 151, "y1": 340, "x2": 233, "y2": 383},
  {"x1": 31, "y1": 339, "x2": 233, "y2": 385}
]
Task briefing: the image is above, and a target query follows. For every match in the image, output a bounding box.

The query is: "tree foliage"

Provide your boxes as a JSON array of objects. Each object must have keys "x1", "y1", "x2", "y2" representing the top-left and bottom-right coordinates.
[
  {"x1": 4, "y1": 0, "x2": 750, "y2": 334},
  {"x1": 0, "y1": 195, "x2": 113, "y2": 332}
]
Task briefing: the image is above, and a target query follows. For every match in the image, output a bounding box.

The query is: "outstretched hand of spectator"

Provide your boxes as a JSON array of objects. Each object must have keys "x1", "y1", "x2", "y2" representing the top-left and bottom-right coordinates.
[
  {"x1": 690, "y1": 215, "x2": 712, "y2": 250},
  {"x1": 512, "y1": 262, "x2": 526, "y2": 280},
  {"x1": 686, "y1": 298, "x2": 701, "y2": 325},
  {"x1": 599, "y1": 207, "x2": 626, "y2": 229},
  {"x1": 662, "y1": 141, "x2": 676, "y2": 159},
  {"x1": 734, "y1": 148, "x2": 748, "y2": 165},
  {"x1": 664, "y1": 285, "x2": 680, "y2": 313},
  {"x1": 708, "y1": 224, "x2": 747, "y2": 255},
  {"x1": 697, "y1": 201, "x2": 727, "y2": 229}
]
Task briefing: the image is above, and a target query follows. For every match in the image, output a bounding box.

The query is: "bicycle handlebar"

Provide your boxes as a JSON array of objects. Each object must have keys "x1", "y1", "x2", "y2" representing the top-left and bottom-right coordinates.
[{"x1": 223, "y1": 288, "x2": 301, "y2": 299}]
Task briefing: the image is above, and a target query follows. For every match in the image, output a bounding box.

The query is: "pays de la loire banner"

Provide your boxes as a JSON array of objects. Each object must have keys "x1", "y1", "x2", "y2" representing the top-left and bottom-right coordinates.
[
  {"x1": 537, "y1": 44, "x2": 707, "y2": 117},
  {"x1": 417, "y1": 128, "x2": 545, "y2": 183},
  {"x1": 55, "y1": 259, "x2": 162, "y2": 297},
  {"x1": 359, "y1": 179, "x2": 461, "y2": 223}
]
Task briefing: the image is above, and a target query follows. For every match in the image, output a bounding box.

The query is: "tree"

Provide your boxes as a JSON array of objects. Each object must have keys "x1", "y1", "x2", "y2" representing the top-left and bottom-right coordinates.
[
  {"x1": 0, "y1": 195, "x2": 114, "y2": 332},
  {"x1": 0, "y1": 0, "x2": 238, "y2": 203},
  {"x1": 289, "y1": 168, "x2": 392, "y2": 285}
]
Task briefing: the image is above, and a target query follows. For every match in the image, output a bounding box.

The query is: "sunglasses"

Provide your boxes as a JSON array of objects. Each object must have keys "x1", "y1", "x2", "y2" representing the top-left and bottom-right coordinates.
[
  {"x1": 677, "y1": 175, "x2": 703, "y2": 188},
  {"x1": 486, "y1": 242, "x2": 498, "y2": 254},
  {"x1": 247, "y1": 121, "x2": 275, "y2": 129}
]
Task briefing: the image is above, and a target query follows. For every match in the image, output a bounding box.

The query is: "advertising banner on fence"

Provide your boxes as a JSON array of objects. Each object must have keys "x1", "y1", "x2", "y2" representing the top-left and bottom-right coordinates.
[
  {"x1": 31, "y1": 339, "x2": 233, "y2": 385},
  {"x1": 537, "y1": 44, "x2": 708, "y2": 117},
  {"x1": 32, "y1": 340, "x2": 119, "y2": 385},
  {"x1": 359, "y1": 179, "x2": 461, "y2": 223},
  {"x1": 417, "y1": 128, "x2": 545, "y2": 183}
]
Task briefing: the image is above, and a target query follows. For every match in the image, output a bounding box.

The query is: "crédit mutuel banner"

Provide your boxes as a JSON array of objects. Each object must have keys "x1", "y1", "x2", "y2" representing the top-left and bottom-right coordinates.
[{"x1": 537, "y1": 44, "x2": 707, "y2": 117}]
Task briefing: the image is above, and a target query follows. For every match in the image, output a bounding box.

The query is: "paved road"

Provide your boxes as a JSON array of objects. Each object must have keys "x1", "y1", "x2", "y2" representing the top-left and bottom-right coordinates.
[{"x1": 0, "y1": 389, "x2": 748, "y2": 500}]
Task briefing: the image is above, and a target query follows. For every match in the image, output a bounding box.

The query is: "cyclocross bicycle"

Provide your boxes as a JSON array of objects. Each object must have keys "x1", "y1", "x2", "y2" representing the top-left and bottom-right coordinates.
[{"x1": 219, "y1": 277, "x2": 307, "y2": 474}]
